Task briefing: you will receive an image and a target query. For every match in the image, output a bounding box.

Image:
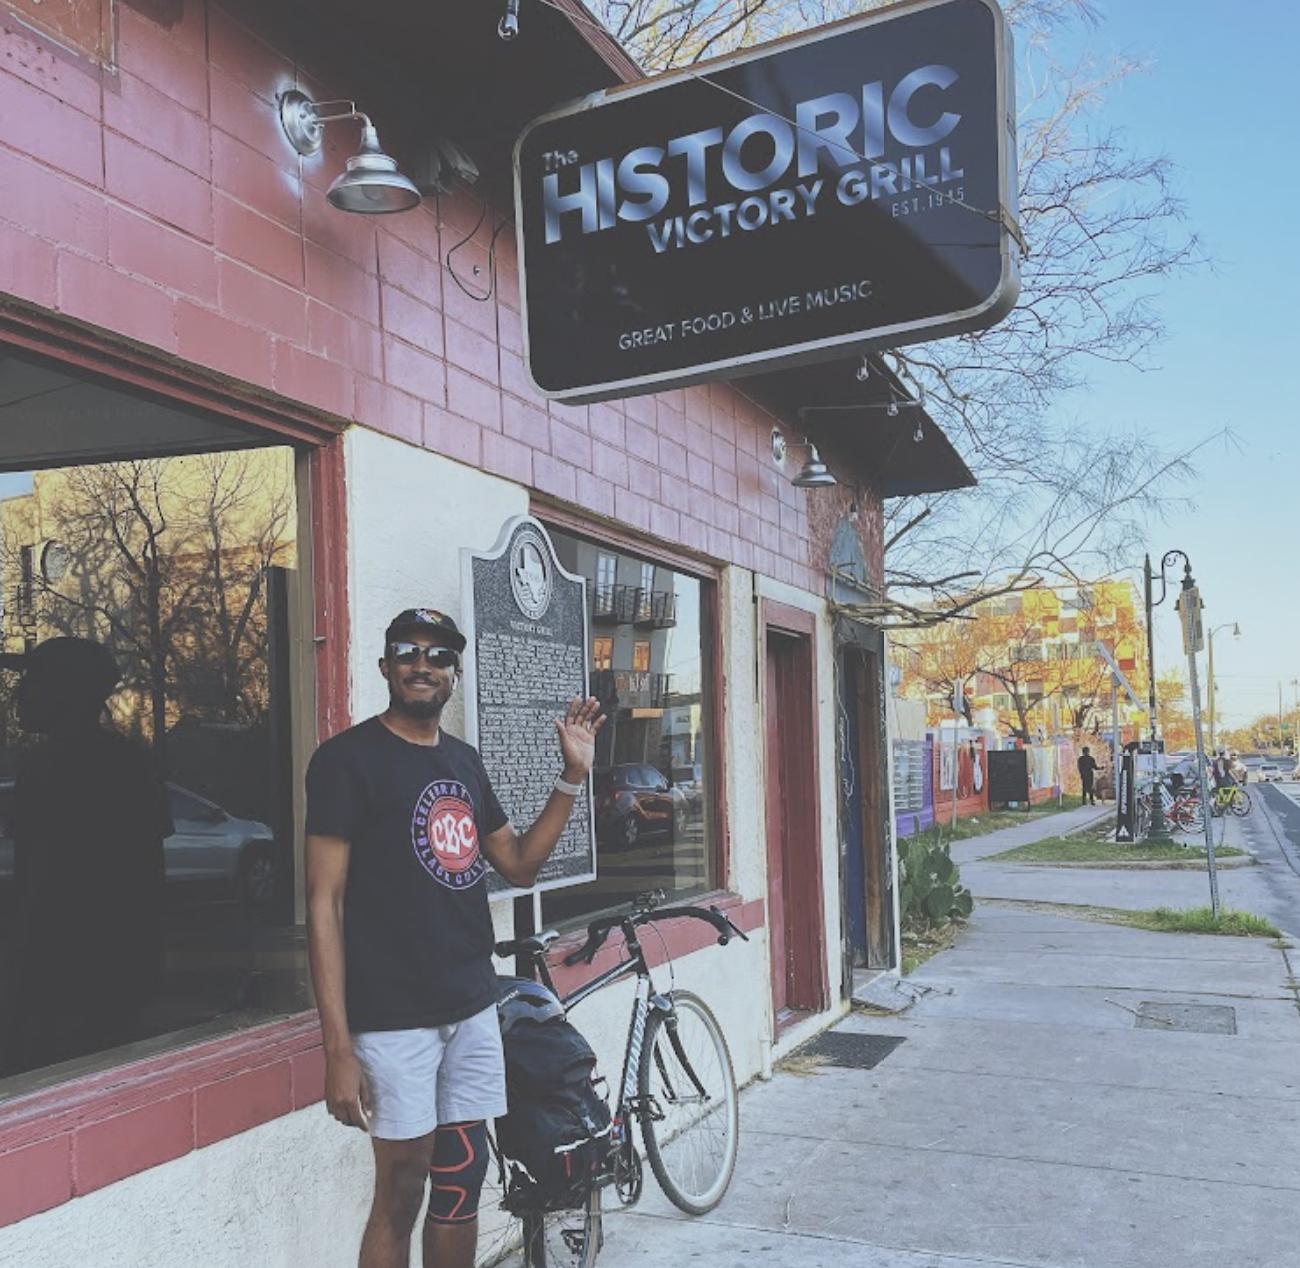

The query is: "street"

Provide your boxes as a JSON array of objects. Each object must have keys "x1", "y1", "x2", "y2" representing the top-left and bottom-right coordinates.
[{"x1": 1240, "y1": 783, "x2": 1300, "y2": 935}]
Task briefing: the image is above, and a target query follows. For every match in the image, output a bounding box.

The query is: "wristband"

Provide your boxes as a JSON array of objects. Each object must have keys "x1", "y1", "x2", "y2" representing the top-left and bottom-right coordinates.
[{"x1": 554, "y1": 775, "x2": 584, "y2": 797}]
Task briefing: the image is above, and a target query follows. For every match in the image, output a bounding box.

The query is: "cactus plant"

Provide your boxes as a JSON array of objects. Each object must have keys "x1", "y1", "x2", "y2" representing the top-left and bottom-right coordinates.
[{"x1": 899, "y1": 835, "x2": 974, "y2": 929}]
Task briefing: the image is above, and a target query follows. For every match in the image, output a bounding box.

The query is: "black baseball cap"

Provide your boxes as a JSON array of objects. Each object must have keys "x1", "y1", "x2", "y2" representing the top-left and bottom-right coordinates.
[
  {"x1": 384, "y1": 608, "x2": 466, "y2": 653},
  {"x1": 0, "y1": 637, "x2": 122, "y2": 700}
]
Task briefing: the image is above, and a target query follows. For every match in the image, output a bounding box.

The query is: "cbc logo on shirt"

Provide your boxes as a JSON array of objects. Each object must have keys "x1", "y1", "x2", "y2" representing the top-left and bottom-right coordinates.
[{"x1": 411, "y1": 779, "x2": 486, "y2": 890}]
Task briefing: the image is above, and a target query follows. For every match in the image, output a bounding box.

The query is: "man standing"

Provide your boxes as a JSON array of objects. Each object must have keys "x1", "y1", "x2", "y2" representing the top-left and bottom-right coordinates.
[
  {"x1": 1077, "y1": 745, "x2": 1099, "y2": 806},
  {"x1": 305, "y1": 608, "x2": 603, "y2": 1268}
]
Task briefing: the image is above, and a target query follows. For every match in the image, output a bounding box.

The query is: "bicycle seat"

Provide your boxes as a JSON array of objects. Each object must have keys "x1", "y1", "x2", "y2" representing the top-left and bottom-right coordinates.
[{"x1": 494, "y1": 931, "x2": 559, "y2": 959}]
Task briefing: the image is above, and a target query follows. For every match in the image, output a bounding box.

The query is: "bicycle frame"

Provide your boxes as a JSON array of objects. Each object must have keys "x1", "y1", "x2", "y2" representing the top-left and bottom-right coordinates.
[{"x1": 519, "y1": 907, "x2": 708, "y2": 1198}]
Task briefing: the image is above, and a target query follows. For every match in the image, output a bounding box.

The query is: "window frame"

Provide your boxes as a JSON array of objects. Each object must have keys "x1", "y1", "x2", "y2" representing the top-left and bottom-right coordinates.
[
  {"x1": 0, "y1": 311, "x2": 349, "y2": 1222},
  {"x1": 532, "y1": 499, "x2": 729, "y2": 924}
]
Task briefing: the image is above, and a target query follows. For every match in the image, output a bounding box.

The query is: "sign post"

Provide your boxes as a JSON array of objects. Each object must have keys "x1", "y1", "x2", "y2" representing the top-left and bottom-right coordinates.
[
  {"x1": 515, "y1": 0, "x2": 1019, "y2": 403},
  {"x1": 1180, "y1": 579, "x2": 1220, "y2": 915}
]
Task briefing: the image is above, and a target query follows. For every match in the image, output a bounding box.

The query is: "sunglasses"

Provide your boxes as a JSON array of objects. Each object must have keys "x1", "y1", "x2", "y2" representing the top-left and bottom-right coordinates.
[{"x1": 388, "y1": 642, "x2": 461, "y2": 669}]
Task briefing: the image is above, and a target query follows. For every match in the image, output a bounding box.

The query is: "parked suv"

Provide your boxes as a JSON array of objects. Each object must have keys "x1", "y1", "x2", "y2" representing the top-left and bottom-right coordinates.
[
  {"x1": 0, "y1": 779, "x2": 278, "y2": 905},
  {"x1": 593, "y1": 763, "x2": 687, "y2": 849}
]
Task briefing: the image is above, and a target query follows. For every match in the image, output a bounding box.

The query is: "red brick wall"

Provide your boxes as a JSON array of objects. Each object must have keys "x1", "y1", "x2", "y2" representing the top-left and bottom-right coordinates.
[{"x1": 0, "y1": 0, "x2": 884, "y2": 593}]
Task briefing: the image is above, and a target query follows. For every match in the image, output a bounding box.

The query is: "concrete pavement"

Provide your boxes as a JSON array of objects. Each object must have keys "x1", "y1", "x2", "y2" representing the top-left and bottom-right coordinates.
[{"x1": 594, "y1": 808, "x2": 1300, "y2": 1268}]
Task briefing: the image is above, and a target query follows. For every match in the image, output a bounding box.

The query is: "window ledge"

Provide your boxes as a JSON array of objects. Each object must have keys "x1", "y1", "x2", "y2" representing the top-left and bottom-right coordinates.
[
  {"x1": 0, "y1": 1014, "x2": 323, "y2": 1227},
  {"x1": 0, "y1": 893, "x2": 764, "y2": 1226},
  {"x1": 544, "y1": 891, "x2": 765, "y2": 996}
]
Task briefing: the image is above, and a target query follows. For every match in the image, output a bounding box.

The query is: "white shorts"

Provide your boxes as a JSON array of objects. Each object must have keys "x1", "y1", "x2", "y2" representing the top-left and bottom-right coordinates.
[{"x1": 352, "y1": 1004, "x2": 507, "y2": 1140}]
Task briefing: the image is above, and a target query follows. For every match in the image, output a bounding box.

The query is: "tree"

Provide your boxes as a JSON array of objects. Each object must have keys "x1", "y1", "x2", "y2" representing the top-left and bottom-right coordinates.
[
  {"x1": 4, "y1": 451, "x2": 294, "y2": 752},
  {"x1": 589, "y1": 0, "x2": 1204, "y2": 625},
  {"x1": 1154, "y1": 668, "x2": 1194, "y2": 752}
]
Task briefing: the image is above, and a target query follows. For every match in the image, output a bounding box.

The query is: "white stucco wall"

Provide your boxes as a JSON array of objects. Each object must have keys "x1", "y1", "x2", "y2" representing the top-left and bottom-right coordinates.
[
  {"x1": 344, "y1": 426, "x2": 528, "y2": 734},
  {"x1": 0, "y1": 1109, "x2": 373, "y2": 1268}
]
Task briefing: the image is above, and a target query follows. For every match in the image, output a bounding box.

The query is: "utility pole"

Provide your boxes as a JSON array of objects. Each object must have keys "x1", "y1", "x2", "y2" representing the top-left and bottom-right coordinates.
[{"x1": 1206, "y1": 622, "x2": 1240, "y2": 754}]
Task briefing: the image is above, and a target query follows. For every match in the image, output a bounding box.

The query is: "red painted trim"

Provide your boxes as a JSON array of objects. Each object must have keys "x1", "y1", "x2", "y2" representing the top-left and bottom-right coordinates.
[
  {"x1": 762, "y1": 599, "x2": 818, "y2": 638},
  {"x1": 546, "y1": 893, "x2": 764, "y2": 998},
  {"x1": 534, "y1": 497, "x2": 722, "y2": 581},
  {"x1": 760, "y1": 600, "x2": 831, "y2": 1017},
  {"x1": 310, "y1": 437, "x2": 351, "y2": 739},
  {"x1": 0, "y1": 300, "x2": 345, "y2": 450},
  {"x1": 0, "y1": 1016, "x2": 322, "y2": 1227}
]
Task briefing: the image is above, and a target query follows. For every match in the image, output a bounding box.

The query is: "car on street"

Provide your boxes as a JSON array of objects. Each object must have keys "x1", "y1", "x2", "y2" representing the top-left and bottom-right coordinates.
[
  {"x1": 593, "y1": 763, "x2": 688, "y2": 849},
  {"x1": 0, "y1": 780, "x2": 278, "y2": 905},
  {"x1": 1256, "y1": 763, "x2": 1283, "y2": 783}
]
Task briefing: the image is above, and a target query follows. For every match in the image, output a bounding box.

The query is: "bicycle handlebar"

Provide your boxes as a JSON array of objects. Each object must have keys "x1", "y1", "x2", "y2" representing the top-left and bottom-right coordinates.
[{"x1": 561, "y1": 901, "x2": 749, "y2": 967}]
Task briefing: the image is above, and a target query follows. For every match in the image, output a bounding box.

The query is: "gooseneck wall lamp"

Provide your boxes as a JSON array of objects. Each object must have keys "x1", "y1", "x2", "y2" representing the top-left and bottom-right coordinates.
[
  {"x1": 279, "y1": 90, "x2": 422, "y2": 214},
  {"x1": 771, "y1": 428, "x2": 837, "y2": 488}
]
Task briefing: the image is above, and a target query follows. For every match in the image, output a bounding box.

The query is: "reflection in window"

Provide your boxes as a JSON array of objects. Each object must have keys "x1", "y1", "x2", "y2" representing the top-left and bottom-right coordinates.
[
  {"x1": 545, "y1": 529, "x2": 713, "y2": 926},
  {"x1": 0, "y1": 449, "x2": 302, "y2": 1093}
]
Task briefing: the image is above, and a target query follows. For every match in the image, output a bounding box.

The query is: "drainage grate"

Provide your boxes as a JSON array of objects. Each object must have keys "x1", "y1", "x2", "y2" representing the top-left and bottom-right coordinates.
[
  {"x1": 1134, "y1": 1002, "x2": 1237, "y2": 1034},
  {"x1": 789, "y1": 1032, "x2": 906, "y2": 1070}
]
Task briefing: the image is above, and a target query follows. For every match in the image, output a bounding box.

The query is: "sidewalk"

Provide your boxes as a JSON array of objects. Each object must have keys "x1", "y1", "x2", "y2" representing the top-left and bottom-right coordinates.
[
  {"x1": 596, "y1": 815, "x2": 1300, "y2": 1268},
  {"x1": 948, "y1": 802, "x2": 1112, "y2": 865}
]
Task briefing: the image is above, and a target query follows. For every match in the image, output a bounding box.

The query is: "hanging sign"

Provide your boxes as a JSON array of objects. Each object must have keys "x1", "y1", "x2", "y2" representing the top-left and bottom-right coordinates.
[{"x1": 514, "y1": 0, "x2": 1019, "y2": 403}]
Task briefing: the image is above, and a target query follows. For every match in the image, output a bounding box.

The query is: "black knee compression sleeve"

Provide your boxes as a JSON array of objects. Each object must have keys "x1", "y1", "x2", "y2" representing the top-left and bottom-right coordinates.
[{"x1": 426, "y1": 1121, "x2": 490, "y2": 1224}]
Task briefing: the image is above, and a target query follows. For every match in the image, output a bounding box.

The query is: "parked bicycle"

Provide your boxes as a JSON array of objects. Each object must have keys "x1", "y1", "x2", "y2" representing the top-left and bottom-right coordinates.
[
  {"x1": 481, "y1": 891, "x2": 745, "y2": 1267},
  {"x1": 1134, "y1": 780, "x2": 1205, "y2": 838}
]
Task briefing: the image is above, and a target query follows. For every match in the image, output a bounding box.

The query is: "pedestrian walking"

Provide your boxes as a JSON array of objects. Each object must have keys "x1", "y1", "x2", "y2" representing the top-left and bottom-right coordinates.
[
  {"x1": 304, "y1": 607, "x2": 603, "y2": 1268},
  {"x1": 1077, "y1": 745, "x2": 1099, "y2": 805}
]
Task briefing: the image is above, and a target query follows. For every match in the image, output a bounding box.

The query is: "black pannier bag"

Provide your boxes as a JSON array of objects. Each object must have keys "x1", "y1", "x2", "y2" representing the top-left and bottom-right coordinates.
[{"x1": 495, "y1": 977, "x2": 612, "y2": 1208}]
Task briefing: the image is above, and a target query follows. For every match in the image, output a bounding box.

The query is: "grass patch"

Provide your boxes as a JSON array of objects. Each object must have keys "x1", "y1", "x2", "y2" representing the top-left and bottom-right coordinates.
[
  {"x1": 981, "y1": 898, "x2": 1279, "y2": 938},
  {"x1": 1124, "y1": 907, "x2": 1280, "y2": 937},
  {"x1": 900, "y1": 919, "x2": 963, "y2": 975},
  {"x1": 992, "y1": 833, "x2": 1246, "y2": 864},
  {"x1": 919, "y1": 794, "x2": 1093, "y2": 844}
]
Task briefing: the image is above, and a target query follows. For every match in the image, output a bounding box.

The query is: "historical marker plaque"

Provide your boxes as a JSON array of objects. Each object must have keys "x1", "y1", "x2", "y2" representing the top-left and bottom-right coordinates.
[{"x1": 462, "y1": 517, "x2": 596, "y2": 895}]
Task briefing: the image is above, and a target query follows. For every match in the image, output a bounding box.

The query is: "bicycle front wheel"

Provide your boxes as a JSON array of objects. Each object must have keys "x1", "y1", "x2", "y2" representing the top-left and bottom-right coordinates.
[
  {"x1": 1230, "y1": 790, "x2": 1252, "y2": 817},
  {"x1": 638, "y1": 990, "x2": 738, "y2": 1215}
]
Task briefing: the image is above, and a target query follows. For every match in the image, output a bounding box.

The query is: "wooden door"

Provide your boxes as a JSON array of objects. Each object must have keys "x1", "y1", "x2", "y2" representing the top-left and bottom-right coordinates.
[{"x1": 764, "y1": 622, "x2": 827, "y2": 1026}]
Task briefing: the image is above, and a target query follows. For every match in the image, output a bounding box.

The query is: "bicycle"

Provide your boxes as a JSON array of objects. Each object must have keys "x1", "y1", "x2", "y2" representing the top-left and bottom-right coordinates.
[
  {"x1": 480, "y1": 891, "x2": 746, "y2": 1268},
  {"x1": 1212, "y1": 784, "x2": 1252, "y2": 817}
]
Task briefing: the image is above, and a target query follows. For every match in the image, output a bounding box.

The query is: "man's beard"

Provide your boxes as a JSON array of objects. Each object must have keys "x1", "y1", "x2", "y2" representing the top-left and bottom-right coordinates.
[{"x1": 389, "y1": 684, "x2": 449, "y2": 719}]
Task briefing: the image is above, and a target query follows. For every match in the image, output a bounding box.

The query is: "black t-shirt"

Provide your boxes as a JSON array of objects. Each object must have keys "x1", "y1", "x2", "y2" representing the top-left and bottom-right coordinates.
[
  {"x1": 305, "y1": 717, "x2": 510, "y2": 1032},
  {"x1": 1077, "y1": 755, "x2": 1098, "y2": 780}
]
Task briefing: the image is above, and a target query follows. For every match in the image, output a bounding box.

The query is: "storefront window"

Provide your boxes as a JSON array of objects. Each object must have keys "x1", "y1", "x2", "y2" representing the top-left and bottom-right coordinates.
[
  {"x1": 0, "y1": 447, "x2": 304, "y2": 1094},
  {"x1": 543, "y1": 529, "x2": 714, "y2": 926}
]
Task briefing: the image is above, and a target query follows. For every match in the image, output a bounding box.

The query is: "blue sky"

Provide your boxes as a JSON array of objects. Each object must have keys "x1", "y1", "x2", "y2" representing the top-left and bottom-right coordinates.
[{"x1": 1048, "y1": 0, "x2": 1298, "y2": 729}]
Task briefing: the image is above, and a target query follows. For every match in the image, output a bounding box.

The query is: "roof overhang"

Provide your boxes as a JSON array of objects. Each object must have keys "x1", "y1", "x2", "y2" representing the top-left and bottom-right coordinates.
[
  {"x1": 284, "y1": 0, "x2": 976, "y2": 498},
  {"x1": 745, "y1": 355, "x2": 976, "y2": 497}
]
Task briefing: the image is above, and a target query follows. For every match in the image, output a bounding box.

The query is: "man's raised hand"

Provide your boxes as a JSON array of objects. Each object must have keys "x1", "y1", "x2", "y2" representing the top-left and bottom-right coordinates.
[{"x1": 555, "y1": 696, "x2": 605, "y2": 779}]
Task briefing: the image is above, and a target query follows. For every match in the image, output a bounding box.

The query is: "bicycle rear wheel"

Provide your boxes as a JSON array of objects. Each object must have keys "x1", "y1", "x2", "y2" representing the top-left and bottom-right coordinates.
[
  {"x1": 478, "y1": 1163, "x2": 602, "y2": 1268},
  {"x1": 638, "y1": 990, "x2": 738, "y2": 1216}
]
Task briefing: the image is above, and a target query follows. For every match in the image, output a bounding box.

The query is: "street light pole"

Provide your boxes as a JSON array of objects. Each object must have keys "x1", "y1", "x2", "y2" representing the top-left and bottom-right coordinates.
[
  {"x1": 1143, "y1": 552, "x2": 1172, "y2": 843},
  {"x1": 1206, "y1": 622, "x2": 1240, "y2": 754}
]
